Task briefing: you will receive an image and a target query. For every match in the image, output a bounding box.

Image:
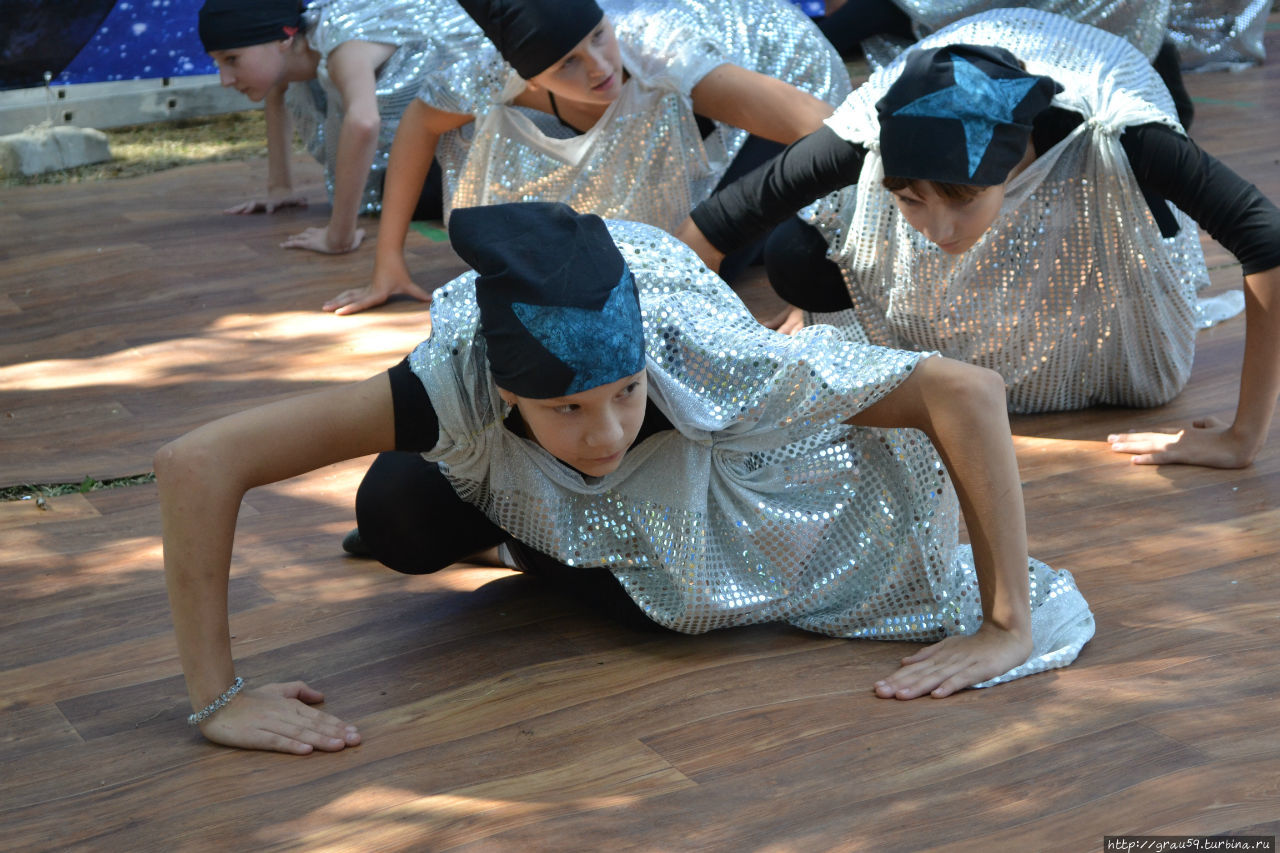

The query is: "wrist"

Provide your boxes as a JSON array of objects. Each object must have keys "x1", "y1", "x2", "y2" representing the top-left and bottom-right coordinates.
[
  {"x1": 187, "y1": 676, "x2": 245, "y2": 726},
  {"x1": 375, "y1": 245, "x2": 407, "y2": 271},
  {"x1": 1227, "y1": 418, "x2": 1267, "y2": 456},
  {"x1": 985, "y1": 597, "x2": 1032, "y2": 639}
]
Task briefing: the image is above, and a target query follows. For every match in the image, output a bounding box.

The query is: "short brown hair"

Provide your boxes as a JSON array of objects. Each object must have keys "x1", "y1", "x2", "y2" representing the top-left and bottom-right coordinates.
[{"x1": 881, "y1": 175, "x2": 985, "y2": 202}]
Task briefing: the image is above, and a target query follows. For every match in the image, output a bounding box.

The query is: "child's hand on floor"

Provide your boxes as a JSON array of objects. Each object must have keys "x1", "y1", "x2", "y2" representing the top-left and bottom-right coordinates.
[
  {"x1": 874, "y1": 622, "x2": 1033, "y2": 699},
  {"x1": 224, "y1": 193, "x2": 308, "y2": 215},
  {"x1": 197, "y1": 680, "x2": 361, "y2": 754},
  {"x1": 282, "y1": 225, "x2": 365, "y2": 254}
]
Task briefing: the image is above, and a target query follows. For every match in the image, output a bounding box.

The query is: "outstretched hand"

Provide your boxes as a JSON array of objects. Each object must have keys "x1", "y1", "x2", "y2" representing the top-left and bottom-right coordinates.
[
  {"x1": 224, "y1": 193, "x2": 308, "y2": 215},
  {"x1": 874, "y1": 622, "x2": 1032, "y2": 700},
  {"x1": 282, "y1": 225, "x2": 366, "y2": 255},
  {"x1": 1107, "y1": 415, "x2": 1256, "y2": 469},
  {"x1": 196, "y1": 681, "x2": 361, "y2": 754},
  {"x1": 323, "y1": 261, "x2": 433, "y2": 315}
]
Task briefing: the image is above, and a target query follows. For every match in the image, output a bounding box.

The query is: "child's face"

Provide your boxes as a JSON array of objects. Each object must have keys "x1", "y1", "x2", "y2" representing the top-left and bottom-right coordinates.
[
  {"x1": 209, "y1": 41, "x2": 290, "y2": 102},
  {"x1": 501, "y1": 370, "x2": 647, "y2": 477},
  {"x1": 888, "y1": 181, "x2": 1007, "y2": 255},
  {"x1": 528, "y1": 19, "x2": 625, "y2": 106}
]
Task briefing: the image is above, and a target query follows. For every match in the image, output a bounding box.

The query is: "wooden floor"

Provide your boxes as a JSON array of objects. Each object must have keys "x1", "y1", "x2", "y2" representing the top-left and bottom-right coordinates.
[{"x1": 4, "y1": 27, "x2": 1280, "y2": 852}]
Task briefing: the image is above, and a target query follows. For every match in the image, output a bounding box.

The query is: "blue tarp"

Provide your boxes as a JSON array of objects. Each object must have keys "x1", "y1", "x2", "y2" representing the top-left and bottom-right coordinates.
[{"x1": 1, "y1": 0, "x2": 215, "y2": 90}]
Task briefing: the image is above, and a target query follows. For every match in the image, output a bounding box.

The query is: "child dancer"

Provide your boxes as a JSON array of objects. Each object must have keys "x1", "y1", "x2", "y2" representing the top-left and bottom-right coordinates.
[
  {"x1": 159, "y1": 202, "x2": 1093, "y2": 753},
  {"x1": 678, "y1": 9, "x2": 1280, "y2": 468},
  {"x1": 198, "y1": 0, "x2": 484, "y2": 253},
  {"x1": 326, "y1": 0, "x2": 849, "y2": 313}
]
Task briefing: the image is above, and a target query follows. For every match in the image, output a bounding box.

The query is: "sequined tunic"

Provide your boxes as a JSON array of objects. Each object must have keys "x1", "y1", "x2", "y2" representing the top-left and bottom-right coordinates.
[
  {"x1": 887, "y1": 0, "x2": 1171, "y2": 59},
  {"x1": 811, "y1": 9, "x2": 1210, "y2": 414},
  {"x1": 410, "y1": 219, "x2": 1094, "y2": 687},
  {"x1": 418, "y1": 0, "x2": 850, "y2": 231},
  {"x1": 285, "y1": 0, "x2": 486, "y2": 214},
  {"x1": 1167, "y1": 0, "x2": 1269, "y2": 69}
]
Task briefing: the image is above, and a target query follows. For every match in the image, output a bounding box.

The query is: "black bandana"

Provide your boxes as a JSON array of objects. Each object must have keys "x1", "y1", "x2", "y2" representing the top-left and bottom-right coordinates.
[
  {"x1": 198, "y1": 0, "x2": 303, "y2": 53},
  {"x1": 450, "y1": 203, "x2": 645, "y2": 400},
  {"x1": 876, "y1": 44, "x2": 1060, "y2": 186},
  {"x1": 457, "y1": 0, "x2": 604, "y2": 79}
]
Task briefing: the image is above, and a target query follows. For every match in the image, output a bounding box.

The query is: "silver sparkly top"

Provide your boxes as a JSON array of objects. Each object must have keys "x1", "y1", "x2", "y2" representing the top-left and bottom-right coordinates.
[
  {"x1": 285, "y1": 0, "x2": 486, "y2": 214},
  {"x1": 1167, "y1": 0, "x2": 1269, "y2": 69},
  {"x1": 889, "y1": 0, "x2": 1171, "y2": 59},
  {"x1": 410, "y1": 219, "x2": 1094, "y2": 687},
  {"x1": 812, "y1": 9, "x2": 1211, "y2": 414},
  {"x1": 418, "y1": 0, "x2": 851, "y2": 231}
]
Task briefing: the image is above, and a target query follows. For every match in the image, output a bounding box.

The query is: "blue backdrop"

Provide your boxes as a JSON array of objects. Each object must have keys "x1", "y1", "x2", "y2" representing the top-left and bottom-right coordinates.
[{"x1": 1, "y1": 0, "x2": 215, "y2": 90}]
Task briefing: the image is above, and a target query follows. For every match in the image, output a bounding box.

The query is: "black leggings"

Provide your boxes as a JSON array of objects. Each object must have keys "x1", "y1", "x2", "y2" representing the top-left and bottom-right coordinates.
[
  {"x1": 814, "y1": 0, "x2": 914, "y2": 59},
  {"x1": 352, "y1": 362, "x2": 652, "y2": 621},
  {"x1": 354, "y1": 451, "x2": 656, "y2": 625},
  {"x1": 355, "y1": 452, "x2": 505, "y2": 575},
  {"x1": 764, "y1": 215, "x2": 853, "y2": 312},
  {"x1": 714, "y1": 133, "x2": 787, "y2": 283}
]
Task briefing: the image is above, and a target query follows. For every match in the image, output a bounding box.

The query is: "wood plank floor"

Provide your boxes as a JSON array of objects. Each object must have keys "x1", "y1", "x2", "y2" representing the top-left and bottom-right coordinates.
[{"x1": 3, "y1": 22, "x2": 1280, "y2": 852}]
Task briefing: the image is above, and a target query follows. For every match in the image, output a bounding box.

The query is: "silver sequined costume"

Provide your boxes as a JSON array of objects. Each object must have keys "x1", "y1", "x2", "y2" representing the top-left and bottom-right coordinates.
[
  {"x1": 418, "y1": 0, "x2": 851, "y2": 231},
  {"x1": 811, "y1": 9, "x2": 1210, "y2": 413},
  {"x1": 888, "y1": 0, "x2": 1172, "y2": 59},
  {"x1": 1167, "y1": 0, "x2": 1269, "y2": 69},
  {"x1": 285, "y1": 0, "x2": 486, "y2": 214},
  {"x1": 410, "y1": 219, "x2": 1094, "y2": 687}
]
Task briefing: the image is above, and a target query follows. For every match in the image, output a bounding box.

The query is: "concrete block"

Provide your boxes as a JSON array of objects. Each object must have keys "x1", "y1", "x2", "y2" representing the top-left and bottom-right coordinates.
[
  {"x1": 0, "y1": 76, "x2": 257, "y2": 135},
  {"x1": 0, "y1": 125, "x2": 111, "y2": 177}
]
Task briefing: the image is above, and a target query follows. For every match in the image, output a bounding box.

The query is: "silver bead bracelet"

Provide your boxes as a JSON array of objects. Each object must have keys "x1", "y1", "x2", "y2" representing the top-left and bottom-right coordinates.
[{"x1": 187, "y1": 676, "x2": 245, "y2": 726}]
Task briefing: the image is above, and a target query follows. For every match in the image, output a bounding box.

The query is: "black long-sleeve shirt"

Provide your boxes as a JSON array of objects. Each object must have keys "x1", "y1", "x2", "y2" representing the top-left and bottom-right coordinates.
[{"x1": 691, "y1": 109, "x2": 1280, "y2": 276}]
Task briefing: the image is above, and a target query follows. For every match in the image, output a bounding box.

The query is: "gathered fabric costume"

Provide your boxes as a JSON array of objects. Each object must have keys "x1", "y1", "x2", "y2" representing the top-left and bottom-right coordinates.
[
  {"x1": 397, "y1": 217, "x2": 1094, "y2": 687},
  {"x1": 285, "y1": 0, "x2": 486, "y2": 214},
  {"x1": 883, "y1": 0, "x2": 1171, "y2": 59},
  {"x1": 419, "y1": 0, "x2": 850, "y2": 231},
  {"x1": 1167, "y1": 0, "x2": 1270, "y2": 69},
  {"x1": 691, "y1": 9, "x2": 1280, "y2": 414}
]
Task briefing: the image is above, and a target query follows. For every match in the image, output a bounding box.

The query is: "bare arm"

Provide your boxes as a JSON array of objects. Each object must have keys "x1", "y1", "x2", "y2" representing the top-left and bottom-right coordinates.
[
  {"x1": 324, "y1": 98, "x2": 473, "y2": 314},
  {"x1": 282, "y1": 41, "x2": 396, "y2": 254},
  {"x1": 224, "y1": 83, "x2": 308, "y2": 214},
  {"x1": 1107, "y1": 124, "x2": 1280, "y2": 467},
  {"x1": 689, "y1": 63, "x2": 833, "y2": 145},
  {"x1": 158, "y1": 374, "x2": 395, "y2": 752},
  {"x1": 1110, "y1": 265, "x2": 1280, "y2": 467},
  {"x1": 672, "y1": 217, "x2": 725, "y2": 273},
  {"x1": 848, "y1": 357, "x2": 1033, "y2": 698},
  {"x1": 264, "y1": 84, "x2": 297, "y2": 200}
]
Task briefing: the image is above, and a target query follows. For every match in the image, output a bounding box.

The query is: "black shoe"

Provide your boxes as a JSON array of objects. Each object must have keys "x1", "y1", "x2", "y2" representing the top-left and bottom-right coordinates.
[{"x1": 341, "y1": 527, "x2": 373, "y2": 557}]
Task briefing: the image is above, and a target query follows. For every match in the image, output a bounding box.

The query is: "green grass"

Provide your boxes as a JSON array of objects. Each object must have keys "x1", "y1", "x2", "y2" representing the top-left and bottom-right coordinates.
[{"x1": 1, "y1": 473, "x2": 157, "y2": 502}]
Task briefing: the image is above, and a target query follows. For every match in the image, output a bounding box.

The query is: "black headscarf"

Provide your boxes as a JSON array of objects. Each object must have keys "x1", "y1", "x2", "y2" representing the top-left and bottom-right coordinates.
[
  {"x1": 876, "y1": 44, "x2": 1060, "y2": 186},
  {"x1": 198, "y1": 0, "x2": 304, "y2": 53},
  {"x1": 450, "y1": 202, "x2": 645, "y2": 399},
  {"x1": 457, "y1": 0, "x2": 604, "y2": 79}
]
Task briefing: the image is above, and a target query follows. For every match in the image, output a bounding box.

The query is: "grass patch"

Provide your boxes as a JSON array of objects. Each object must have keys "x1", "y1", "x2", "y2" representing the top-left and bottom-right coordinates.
[
  {"x1": 2, "y1": 109, "x2": 305, "y2": 188},
  {"x1": 2, "y1": 473, "x2": 157, "y2": 502}
]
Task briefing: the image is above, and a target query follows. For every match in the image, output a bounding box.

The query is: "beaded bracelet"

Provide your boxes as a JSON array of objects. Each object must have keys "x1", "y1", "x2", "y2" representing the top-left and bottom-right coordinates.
[{"x1": 187, "y1": 676, "x2": 245, "y2": 726}]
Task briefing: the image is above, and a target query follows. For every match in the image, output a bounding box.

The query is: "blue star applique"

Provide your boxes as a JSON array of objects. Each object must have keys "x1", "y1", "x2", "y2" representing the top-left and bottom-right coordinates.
[
  {"x1": 893, "y1": 55, "x2": 1040, "y2": 179},
  {"x1": 512, "y1": 269, "x2": 645, "y2": 395}
]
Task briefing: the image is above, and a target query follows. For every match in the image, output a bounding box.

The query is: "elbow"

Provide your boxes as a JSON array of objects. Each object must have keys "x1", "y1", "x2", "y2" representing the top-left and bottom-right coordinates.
[
  {"x1": 154, "y1": 435, "x2": 195, "y2": 497},
  {"x1": 154, "y1": 431, "x2": 227, "y2": 499}
]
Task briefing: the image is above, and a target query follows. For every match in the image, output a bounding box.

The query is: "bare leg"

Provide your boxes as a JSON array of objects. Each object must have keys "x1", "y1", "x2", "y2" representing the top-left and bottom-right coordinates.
[{"x1": 848, "y1": 356, "x2": 1033, "y2": 698}]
